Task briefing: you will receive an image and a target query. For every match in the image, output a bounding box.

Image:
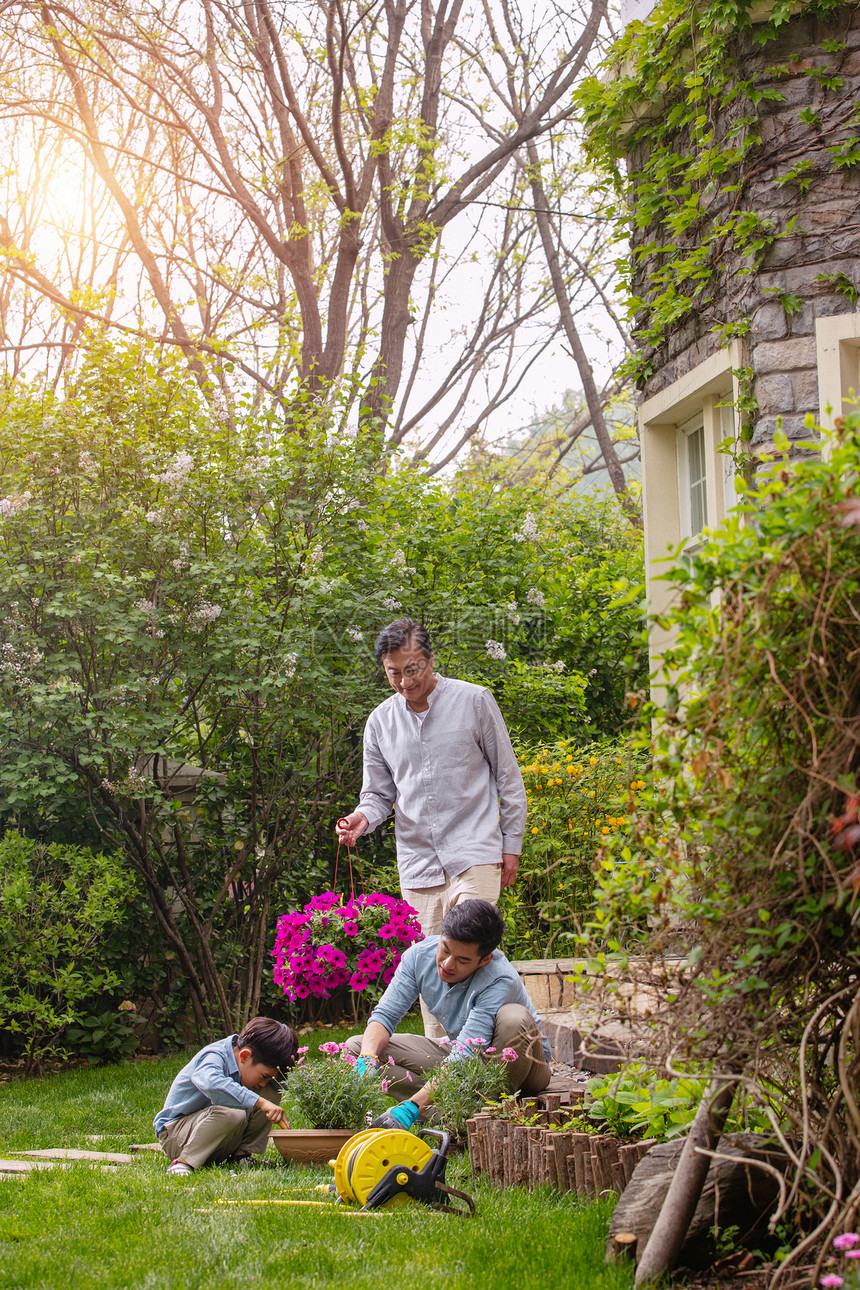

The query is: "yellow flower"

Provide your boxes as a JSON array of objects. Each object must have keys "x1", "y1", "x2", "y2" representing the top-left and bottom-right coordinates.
[
  {"x1": 555, "y1": 777, "x2": 562, "y2": 785},
  {"x1": 595, "y1": 818, "x2": 602, "y2": 826},
  {"x1": 531, "y1": 826, "x2": 540, "y2": 835},
  {"x1": 601, "y1": 827, "x2": 610, "y2": 835},
  {"x1": 566, "y1": 766, "x2": 575, "y2": 774},
  {"x1": 589, "y1": 757, "x2": 597, "y2": 766}
]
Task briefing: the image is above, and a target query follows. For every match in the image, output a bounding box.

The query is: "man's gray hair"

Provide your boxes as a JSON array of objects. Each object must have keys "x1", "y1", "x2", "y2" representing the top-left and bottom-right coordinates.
[{"x1": 374, "y1": 617, "x2": 433, "y2": 664}]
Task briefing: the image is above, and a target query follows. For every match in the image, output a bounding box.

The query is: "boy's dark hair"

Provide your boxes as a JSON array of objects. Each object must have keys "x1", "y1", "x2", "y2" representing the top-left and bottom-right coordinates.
[
  {"x1": 440, "y1": 899, "x2": 504, "y2": 960},
  {"x1": 374, "y1": 616, "x2": 433, "y2": 664},
  {"x1": 236, "y1": 1017, "x2": 298, "y2": 1072}
]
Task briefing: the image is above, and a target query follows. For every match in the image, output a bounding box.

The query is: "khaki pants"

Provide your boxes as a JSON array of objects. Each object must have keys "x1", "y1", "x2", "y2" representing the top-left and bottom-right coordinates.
[
  {"x1": 402, "y1": 864, "x2": 502, "y2": 1039},
  {"x1": 345, "y1": 1003, "x2": 550, "y2": 1100},
  {"x1": 157, "y1": 1080, "x2": 280, "y2": 1170}
]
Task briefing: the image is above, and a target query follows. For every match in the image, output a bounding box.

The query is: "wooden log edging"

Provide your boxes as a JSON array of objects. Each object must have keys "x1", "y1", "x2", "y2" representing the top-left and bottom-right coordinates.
[{"x1": 466, "y1": 1112, "x2": 659, "y2": 1199}]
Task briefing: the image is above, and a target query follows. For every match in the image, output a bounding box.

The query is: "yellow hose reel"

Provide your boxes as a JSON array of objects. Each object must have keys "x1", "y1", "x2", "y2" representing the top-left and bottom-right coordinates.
[{"x1": 330, "y1": 1127, "x2": 476, "y2": 1215}]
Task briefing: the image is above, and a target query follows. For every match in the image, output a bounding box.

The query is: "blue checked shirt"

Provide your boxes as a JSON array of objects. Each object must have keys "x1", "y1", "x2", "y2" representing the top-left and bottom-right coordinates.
[
  {"x1": 153, "y1": 1035, "x2": 258, "y2": 1135},
  {"x1": 354, "y1": 675, "x2": 527, "y2": 889}
]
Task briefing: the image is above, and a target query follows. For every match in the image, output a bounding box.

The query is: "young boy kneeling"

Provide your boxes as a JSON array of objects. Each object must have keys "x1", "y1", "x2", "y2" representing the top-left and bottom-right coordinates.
[{"x1": 154, "y1": 1017, "x2": 297, "y2": 1176}]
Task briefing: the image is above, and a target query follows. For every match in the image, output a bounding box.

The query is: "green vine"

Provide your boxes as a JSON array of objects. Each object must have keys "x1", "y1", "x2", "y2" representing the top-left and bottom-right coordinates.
[{"x1": 575, "y1": 0, "x2": 857, "y2": 385}]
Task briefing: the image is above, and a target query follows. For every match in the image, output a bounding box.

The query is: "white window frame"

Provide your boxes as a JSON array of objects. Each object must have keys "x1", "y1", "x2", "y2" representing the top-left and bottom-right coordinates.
[
  {"x1": 638, "y1": 340, "x2": 745, "y2": 687},
  {"x1": 817, "y1": 314, "x2": 860, "y2": 435}
]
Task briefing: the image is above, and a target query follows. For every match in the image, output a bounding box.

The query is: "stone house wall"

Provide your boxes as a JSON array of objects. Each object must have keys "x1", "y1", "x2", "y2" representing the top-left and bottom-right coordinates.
[{"x1": 631, "y1": 3, "x2": 860, "y2": 449}]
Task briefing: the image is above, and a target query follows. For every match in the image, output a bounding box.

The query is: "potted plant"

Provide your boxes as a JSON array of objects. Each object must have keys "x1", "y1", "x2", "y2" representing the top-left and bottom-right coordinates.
[
  {"x1": 272, "y1": 890, "x2": 424, "y2": 1022},
  {"x1": 270, "y1": 1041, "x2": 392, "y2": 1164},
  {"x1": 429, "y1": 1039, "x2": 518, "y2": 1142}
]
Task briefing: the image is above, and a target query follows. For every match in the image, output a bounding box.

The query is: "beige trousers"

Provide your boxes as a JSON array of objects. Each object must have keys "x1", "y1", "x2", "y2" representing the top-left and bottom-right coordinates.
[
  {"x1": 157, "y1": 1080, "x2": 280, "y2": 1170},
  {"x1": 402, "y1": 863, "x2": 502, "y2": 1039},
  {"x1": 345, "y1": 1002, "x2": 550, "y2": 1100}
]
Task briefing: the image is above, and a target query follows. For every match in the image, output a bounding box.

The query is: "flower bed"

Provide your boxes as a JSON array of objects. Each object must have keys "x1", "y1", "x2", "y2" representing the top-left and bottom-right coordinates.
[
  {"x1": 466, "y1": 1093, "x2": 656, "y2": 1198},
  {"x1": 272, "y1": 891, "x2": 423, "y2": 1018}
]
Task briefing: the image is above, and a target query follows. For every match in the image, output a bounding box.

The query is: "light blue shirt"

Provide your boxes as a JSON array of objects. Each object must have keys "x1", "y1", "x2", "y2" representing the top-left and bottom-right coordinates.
[
  {"x1": 369, "y1": 936, "x2": 550, "y2": 1061},
  {"x1": 355, "y1": 675, "x2": 527, "y2": 889},
  {"x1": 153, "y1": 1035, "x2": 258, "y2": 1135}
]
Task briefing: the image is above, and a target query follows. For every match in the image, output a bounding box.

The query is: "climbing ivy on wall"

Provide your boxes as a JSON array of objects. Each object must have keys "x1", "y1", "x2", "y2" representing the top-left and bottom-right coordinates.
[{"x1": 575, "y1": 0, "x2": 860, "y2": 385}]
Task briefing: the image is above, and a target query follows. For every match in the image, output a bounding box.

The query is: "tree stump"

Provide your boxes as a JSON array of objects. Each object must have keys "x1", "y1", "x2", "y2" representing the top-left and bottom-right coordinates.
[{"x1": 607, "y1": 1133, "x2": 794, "y2": 1272}]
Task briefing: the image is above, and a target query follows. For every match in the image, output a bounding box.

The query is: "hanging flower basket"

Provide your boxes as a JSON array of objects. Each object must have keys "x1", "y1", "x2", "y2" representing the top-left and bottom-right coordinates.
[{"x1": 272, "y1": 890, "x2": 424, "y2": 1021}]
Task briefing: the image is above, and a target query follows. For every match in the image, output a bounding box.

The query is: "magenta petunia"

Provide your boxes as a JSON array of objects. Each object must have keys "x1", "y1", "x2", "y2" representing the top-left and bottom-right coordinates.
[{"x1": 272, "y1": 887, "x2": 422, "y2": 1000}]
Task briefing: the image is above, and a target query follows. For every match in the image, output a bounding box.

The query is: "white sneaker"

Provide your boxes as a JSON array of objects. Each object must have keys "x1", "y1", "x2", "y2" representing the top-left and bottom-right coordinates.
[{"x1": 166, "y1": 1160, "x2": 194, "y2": 1176}]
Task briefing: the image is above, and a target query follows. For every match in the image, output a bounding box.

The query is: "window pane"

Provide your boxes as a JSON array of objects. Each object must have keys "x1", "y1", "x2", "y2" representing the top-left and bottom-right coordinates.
[{"x1": 688, "y1": 426, "x2": 707, "y2": 534}]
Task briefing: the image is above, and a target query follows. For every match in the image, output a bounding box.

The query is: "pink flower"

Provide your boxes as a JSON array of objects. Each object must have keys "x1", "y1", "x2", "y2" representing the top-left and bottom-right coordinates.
[
  {"x1": 406, "y1": 1071, "x2": 413, "y2": 1082},
  {"x1": 501, "y1": 1047, "x2": 518, "y2": 1062},
  {"x1": 820, "y1": 1276, "x2": 844, "y2": 1288},
  {"x1": 343, "y1": 921, "x2": 359, "y2": 936},
  {"x1": 349, "y1": 973, "x2": 369, "y2": 990},
  {"x1": 381, "y1": 1080, "x2": 389, "y2": 1092},
  {"x1": 834, "y1": 1235, "x2": 860, "y2": 1251},
  {"x1": 118, "y1": 1000, "x2": 136, "y2": 1012},
  {"x1": 297, "y1": 1046, "x2": 309, "y2": 1054},
  {"x1": 319, "y1": 1041, "x2": 340, "y2": 1055},
  {"x1": 437, "y1": 1036, "x2": 450, "y2": 1045},
  {"x1": 486, "y1": 1047, "x2": 496, "y2": 1054},
  {"x1": 845, "y1": 1252, "x2": 860, "y2": 1260}
]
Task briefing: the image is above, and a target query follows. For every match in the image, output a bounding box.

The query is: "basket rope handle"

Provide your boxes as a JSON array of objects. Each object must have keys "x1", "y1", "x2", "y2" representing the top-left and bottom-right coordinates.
[{"x1": 335, "y1": 821, "x2": 365, "y2": 896}]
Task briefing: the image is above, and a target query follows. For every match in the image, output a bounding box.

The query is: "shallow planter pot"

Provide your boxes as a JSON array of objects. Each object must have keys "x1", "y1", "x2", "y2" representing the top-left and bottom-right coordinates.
[{"x1": 269, "y1": 1128, "x2": 360, "y2": 1165}]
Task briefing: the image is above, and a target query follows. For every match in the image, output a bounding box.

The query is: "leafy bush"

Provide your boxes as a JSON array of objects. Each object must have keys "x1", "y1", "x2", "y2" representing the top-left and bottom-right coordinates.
[
  {"x1": 585, "y1": 1064, "x2": 707, "y2": 1140},
  {"x1": 0, "y1": 831, "x2": 133, "y2": 1072},
  {"x1": 271, "y1": 891, "x2": 423, "y2": 1018},
  {"x1": 499, "y1": 739, "x2": 649, "y2": 959},
  {"x1": 63, "y1": 1006, "x2": 139, "y2": 1065},
  {"x1": 279, "y1": 1042, "x2": 389, "y2": 1129},
  {"x1": 583, "y1": 414, "x2": 860, "y2": 1243}
]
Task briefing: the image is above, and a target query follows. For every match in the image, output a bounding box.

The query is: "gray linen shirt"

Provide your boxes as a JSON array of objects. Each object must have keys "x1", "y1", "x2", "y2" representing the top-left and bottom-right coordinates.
[{"x1": 354, "y1": 674, "x2": 527, "y2": 889}]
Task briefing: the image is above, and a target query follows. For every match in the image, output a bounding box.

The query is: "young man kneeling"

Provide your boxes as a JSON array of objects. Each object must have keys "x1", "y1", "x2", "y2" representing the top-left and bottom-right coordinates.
[
  {"x1": 345, "y1": 899, "x2": 551, "y2": 1129},
  {"x1": 154, "y1": 1017, "x2": 297, "y2": 1175}
]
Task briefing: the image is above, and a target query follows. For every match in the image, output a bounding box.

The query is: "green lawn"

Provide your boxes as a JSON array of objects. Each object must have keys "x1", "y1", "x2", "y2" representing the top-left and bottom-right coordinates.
[{"x1": 0, "y1": 1030, "x2": 634, "y2": 1290}]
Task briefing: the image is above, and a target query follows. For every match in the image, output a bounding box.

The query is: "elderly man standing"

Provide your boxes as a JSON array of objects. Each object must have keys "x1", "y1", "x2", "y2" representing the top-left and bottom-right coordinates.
[{"x1": 336, "y1": 617, "x2": 527, "y2": 1035}]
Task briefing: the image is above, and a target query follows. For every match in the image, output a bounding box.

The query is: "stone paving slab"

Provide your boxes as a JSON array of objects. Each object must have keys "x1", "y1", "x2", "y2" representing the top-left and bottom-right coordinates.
[
  {"x1": 13, "y1": 1148, "x2": 134, "y2": 1164},
  {"x1": 130, "y1": 1142, "x2": 163, "y2": 1153},
  {"x1": 0, "y1": 1159, "x2": 70, "y2": 1174}
]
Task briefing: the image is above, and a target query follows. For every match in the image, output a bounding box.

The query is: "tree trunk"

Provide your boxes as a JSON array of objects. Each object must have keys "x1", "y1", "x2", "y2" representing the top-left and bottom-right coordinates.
[
  {"x1": 525, "y1": 141, "x2": 641, "y2": 527},
  {"x1": 634, "y1": 1076, "x2": 738, "y2": 1287}
]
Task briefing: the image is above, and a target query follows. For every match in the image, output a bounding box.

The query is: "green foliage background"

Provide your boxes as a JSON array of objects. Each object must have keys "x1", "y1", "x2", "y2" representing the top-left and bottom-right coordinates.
[
  {"x1": 577, "y1": 415, "x2": 860, "y2": 1235},
  {"x1": 0, "y1": 339, "x2": 646, "y2": 1055}
]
